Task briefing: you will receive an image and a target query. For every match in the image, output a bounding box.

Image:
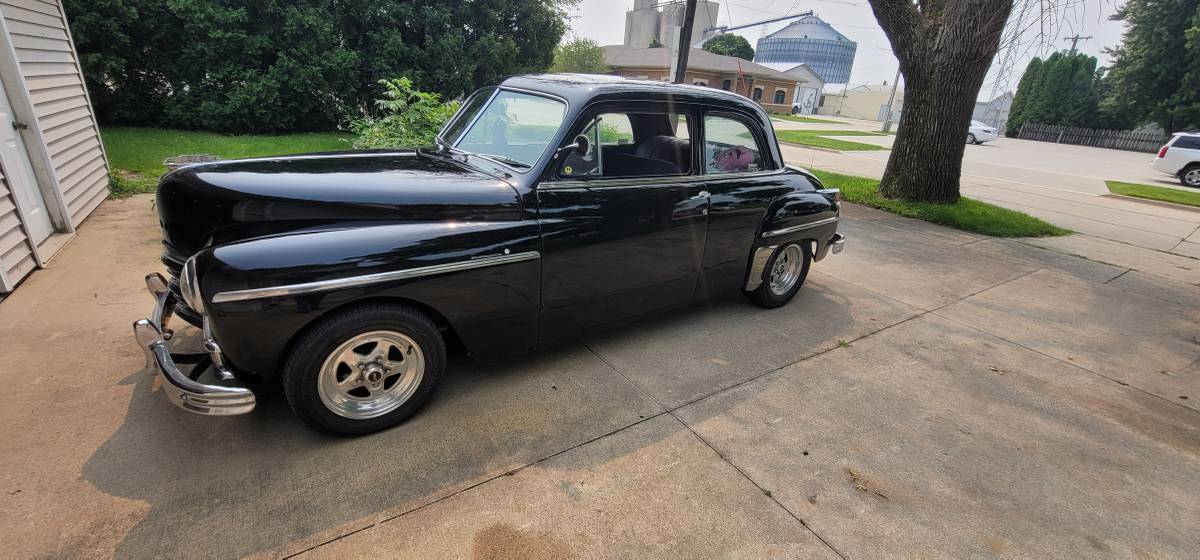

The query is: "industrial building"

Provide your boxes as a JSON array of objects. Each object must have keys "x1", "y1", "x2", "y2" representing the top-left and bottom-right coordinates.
[
  {"x1": 754, "y1": 13, "x2": 857, "y2": 84},
  {"x1": 624, "y1": 0, "x2": 720, "y2": 49}
]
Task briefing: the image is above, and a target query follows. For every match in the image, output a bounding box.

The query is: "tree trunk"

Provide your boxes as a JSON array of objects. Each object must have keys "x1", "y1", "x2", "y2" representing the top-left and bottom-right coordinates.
[
  {"x1": 868, "y1": 0, "x2": 1014, "y2": 203},
  {"x1": 879, "y1": 51, "x2": 996, "y2": 202}
]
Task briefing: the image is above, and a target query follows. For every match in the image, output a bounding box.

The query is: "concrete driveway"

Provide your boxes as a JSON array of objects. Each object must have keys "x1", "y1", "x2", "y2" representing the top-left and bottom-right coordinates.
[
  {"x1": 781, "y1": 139, "x2": 1200, "y2": 261},
  {"x1": 1, "y1": 196, "x2": 1197, "y2": 559}
]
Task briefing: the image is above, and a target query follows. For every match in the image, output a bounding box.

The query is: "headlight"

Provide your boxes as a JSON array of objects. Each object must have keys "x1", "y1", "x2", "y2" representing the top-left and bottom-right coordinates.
[{"x1": 179, "y1": 256, "x2": 206, "y2": 315}]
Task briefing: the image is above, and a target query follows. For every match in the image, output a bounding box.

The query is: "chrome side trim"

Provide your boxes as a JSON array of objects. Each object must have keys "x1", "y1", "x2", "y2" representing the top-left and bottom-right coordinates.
[
  {"x1": 762, "y1": 216, "x2": 839, "y2": 239},
  {"x1": 744, "y1": 244, "x2": 778, "y2": 291},
  {"x1": 212, "y1": 251, "x2": 541, "y2": 304},
  {"x1": 543, "y1": 174, "x2": 707, "y2": 190}
]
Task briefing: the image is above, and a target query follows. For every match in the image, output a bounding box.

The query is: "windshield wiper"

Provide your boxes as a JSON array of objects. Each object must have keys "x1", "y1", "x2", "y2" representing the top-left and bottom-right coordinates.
[{"x1": 475, "y1": 154, "x2": 531, "y2": 169}]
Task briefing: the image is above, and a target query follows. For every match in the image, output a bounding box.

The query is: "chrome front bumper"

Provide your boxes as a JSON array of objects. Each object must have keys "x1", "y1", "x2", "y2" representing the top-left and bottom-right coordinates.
[{"x1": 132, "y1": 273, "x2": 256, "y2": 416}]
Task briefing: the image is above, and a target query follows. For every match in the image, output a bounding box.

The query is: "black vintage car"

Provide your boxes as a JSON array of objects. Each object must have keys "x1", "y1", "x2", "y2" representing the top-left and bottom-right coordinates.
[{"x1": 133, "y1": 74, "x2": 845, "y2": 435}]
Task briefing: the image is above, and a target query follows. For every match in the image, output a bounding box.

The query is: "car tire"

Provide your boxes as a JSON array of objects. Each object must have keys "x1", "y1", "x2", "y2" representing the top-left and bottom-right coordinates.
[
  {"x1": 1180, "y1": 165, "x2": 1200, "y2": 188},
  {"x1": 281, "y1": 302, "x2": 445, "y2": 436},
  {"x1": 966, "y1": 133, "x2": 977, "y2": 144},
  {"x1": 746, "y1": 242, "x2": 812, "y2": 308}
]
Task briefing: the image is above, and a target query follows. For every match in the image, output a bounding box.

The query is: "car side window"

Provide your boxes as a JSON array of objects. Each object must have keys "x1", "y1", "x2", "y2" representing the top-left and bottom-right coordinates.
[
  {"x1": 1174, "y1": 136, "x2": 1200, "y2": 150},
  {"x1": 704, "y1": 115, "x2": 765, "y2": 174},
  {"x1": 558, "y1": 112, "x2": 693, "y2": 179}
]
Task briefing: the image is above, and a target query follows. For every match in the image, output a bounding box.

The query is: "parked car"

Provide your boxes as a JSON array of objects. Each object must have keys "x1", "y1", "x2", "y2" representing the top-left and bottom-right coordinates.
[
  {"x1": 967, "y1": 120, "x2": 999, "y2": 144},
  {"x1": 1151, "y1": 132, "x2": 1200, "y2": 188},
  {"x1": 132, "y1": 74, "x2": 845, "y2": 435}
]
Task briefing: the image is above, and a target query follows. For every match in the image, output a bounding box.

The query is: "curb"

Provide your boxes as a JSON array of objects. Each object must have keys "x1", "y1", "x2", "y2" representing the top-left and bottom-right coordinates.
[{"x1": 1103, "y1": 193, "x2": 1200, "y2": 213}]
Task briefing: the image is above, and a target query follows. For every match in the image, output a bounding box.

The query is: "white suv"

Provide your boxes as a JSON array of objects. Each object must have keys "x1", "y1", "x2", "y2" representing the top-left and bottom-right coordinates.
[{"x1": 1151, "y1": 132, "x2": 1200, "y2": 188}]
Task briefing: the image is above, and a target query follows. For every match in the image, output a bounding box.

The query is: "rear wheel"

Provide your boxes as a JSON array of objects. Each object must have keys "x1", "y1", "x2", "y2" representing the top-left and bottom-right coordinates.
[
  {"x1": 1181, "y1": 165, "x2": 1200, "y2": 188},
  {"x1": 746, "y1": 242, "x2": 811, "y2": 308},
  {"x1": 966, "y1": 133, "x2": 977, "y2": 144},
  {"x1": 282, "y1": 302, "x2": 445, "y2": 436}
]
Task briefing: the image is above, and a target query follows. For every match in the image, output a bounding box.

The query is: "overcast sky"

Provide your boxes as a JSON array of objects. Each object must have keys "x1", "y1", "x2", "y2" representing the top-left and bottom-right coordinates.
[{"x1": 568, "y1": 0, "x2": 1127, "y2": 99}]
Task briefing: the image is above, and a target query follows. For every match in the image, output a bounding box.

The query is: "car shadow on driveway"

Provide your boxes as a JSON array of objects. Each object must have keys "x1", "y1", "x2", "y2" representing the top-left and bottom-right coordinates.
[
  {"x1": 80, "y1": 275, "x2": 906, "y2": 559},
  {"x1": 82, "y1": 331, "x2": 662, "y2": 559}
]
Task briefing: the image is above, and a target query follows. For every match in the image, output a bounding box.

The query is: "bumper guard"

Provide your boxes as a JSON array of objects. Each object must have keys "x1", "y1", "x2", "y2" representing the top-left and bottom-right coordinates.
[{"x1": 132, "y1": 273, "x2": 256, "y2": 416}]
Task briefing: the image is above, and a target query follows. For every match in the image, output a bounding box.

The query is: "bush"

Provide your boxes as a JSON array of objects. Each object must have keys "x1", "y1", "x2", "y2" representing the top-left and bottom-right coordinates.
[
  {"x1": 64, "y1": 0, "x2": 573, "y2": 133},
  {"x1": 350, "y1": 79, "x2": 460, "y2": 149}
]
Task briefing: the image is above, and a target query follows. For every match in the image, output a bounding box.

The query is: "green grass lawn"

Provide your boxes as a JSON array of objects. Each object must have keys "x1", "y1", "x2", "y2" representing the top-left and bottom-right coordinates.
[
  {"x1": 811, "y1": 169, "x2": 1071, "y2": 237},
  {"x1": 103, "y1": 127, "x2": 353, "y2": 196},
  {"x1": 771, "y1": 114, "x2": 842, "y2": 125},
  {"x1": 1106, "y1": 180, "x2": 1200, "y2": 208},
  {"x1": 775, "y1": 130, "x2": 889, "y2": 152}
]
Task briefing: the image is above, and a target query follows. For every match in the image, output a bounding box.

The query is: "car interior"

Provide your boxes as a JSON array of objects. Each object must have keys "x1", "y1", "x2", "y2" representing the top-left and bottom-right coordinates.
[{"x1": 559, "y1": 112, "x2": 694, "y2": 178}]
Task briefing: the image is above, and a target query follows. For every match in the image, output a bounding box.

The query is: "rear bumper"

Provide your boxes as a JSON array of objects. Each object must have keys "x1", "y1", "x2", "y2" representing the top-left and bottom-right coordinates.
[
  {"x1": 132, "y1": 273, "x2": 256, "y2": 416},
  {"x1": 1151, "y1": 158, "x2": 1181, "y2": 176}
]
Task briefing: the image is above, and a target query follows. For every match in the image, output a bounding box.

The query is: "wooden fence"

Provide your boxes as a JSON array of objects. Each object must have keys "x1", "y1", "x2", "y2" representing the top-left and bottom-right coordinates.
[{"x1": 1016, "y1": 123, "x2": 1168, "y2": 153}]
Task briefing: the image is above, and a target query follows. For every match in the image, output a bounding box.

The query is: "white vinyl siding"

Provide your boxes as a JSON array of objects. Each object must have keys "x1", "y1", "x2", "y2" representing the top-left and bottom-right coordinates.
[
  {"x1": 0, "y1": 166, "x2": 36, "y2": 287},
  {"x1": 1, "y1": 0, "x2": 108, "y2": 227}
]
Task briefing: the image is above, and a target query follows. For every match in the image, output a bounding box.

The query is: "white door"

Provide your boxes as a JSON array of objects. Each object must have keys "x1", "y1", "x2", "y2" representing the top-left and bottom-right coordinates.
[
  {"x1": 798, "y1": 88, "x2": 818, "y2": 115},
  {"x1": 0, "y1": 78, "x2": 51, "y2": 244}
]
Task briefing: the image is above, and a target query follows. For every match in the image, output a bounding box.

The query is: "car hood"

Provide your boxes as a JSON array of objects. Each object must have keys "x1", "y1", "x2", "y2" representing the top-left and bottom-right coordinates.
[{"x1": 157, "y1": 149, "x2": 522, "y2": 259}]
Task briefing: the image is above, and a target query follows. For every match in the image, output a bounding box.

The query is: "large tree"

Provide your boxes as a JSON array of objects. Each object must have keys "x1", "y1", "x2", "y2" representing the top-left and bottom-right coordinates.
[
  {"x1": 867, "y1": 0, "x2": 1013, "y2": 203},
  {"x1": 551, "y1": 38, "x2": 610, "y2": 73},
  {"x1": 1099, "y1": 0, "x2": 1200, "y2": 131},
  {"x1": 703, "y1": 34, "x2": 754, "y2": 61},
  {"x1": 64, "y1": 0, "x2": 576, "y2": 133}
]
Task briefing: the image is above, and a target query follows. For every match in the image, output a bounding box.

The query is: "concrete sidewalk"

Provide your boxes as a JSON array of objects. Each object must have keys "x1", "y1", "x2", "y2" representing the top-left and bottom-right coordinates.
[
  {"x1": 1, "y1": 197, "x2": 1197, "y2": 559},
  {"x1": 781, "y1": 142, "x2": 1200, "y2": 283}
]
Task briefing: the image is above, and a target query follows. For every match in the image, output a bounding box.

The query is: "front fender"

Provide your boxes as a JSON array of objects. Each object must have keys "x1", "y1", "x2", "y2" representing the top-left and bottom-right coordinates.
[{"x1": 194, "y1": 220, "x2": 542, "y2": 380}]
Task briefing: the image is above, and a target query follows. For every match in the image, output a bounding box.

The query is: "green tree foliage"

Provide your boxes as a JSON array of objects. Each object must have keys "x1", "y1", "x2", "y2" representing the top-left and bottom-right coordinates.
[
  {"x1": 649, "y1": 38, "x2": 665, "y2": 48},
  {"x1": 350, "y1": 78, "x2": 460, "y2": 149},
  {"x1": 550, "y1": 38, "x2": 610, "y2": 73},
  {"x1": 1006, "y1": 52, "x2": 1102, "y2": 136},
  {"x1": 702, "y1": 34, "x2": 754, "y2": 61},
  {"x1": 63, "y1": 0, "x2": 576, "y2": 133},
  {"x1": 1100, "y1": 0, "x2": 1200, "y2": 131}
]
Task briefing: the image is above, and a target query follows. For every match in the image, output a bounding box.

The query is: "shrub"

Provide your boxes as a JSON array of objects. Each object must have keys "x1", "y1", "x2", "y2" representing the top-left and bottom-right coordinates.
[{"x1": 350, "y1": 78, "x2": 460, "y2": 149}]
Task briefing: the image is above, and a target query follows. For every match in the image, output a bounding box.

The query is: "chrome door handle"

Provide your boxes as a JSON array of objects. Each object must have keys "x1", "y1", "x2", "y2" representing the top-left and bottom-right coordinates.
[{"x1": 690, "y1": 190, "x2": 711, "y2": 200}]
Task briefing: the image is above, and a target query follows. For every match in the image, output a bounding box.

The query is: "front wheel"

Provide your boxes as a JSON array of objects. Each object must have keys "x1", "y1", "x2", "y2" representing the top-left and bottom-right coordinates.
[
  {"x1": 282, "y1": 302, "x2": 445, "y2": 435},
  {"x1": 746, "y1": 242, "x2": 812, "y2": 308},
  {"x1": 1181, "y1": 165, "x2": 1200, "y2": 188},
  {"x1": 966, "y1": 133, "x2": 977, "y2": 144}
]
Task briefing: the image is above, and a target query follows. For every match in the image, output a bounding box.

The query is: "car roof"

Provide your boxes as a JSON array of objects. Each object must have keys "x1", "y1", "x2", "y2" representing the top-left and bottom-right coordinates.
[{"x1": 498, "y1": 74, "x2": 765, "y2": 114}]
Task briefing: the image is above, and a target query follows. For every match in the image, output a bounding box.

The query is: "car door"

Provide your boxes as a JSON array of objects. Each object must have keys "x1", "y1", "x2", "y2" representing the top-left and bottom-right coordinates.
[
  {"x1": 695, "y1": 111, "x2": 794, "y2": 297},
  {"x1": 536, "y1": 107, "x2": 709, "y2": 338}
]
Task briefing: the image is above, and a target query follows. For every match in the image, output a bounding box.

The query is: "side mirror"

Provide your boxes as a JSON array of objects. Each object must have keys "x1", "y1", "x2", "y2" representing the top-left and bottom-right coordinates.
[{"x1": 556, "y1": 134, "x2": 592, "y2": 158}]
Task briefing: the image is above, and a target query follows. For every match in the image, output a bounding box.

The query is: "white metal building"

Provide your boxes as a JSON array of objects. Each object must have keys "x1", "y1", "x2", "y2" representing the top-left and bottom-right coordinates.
[{"x1": 0, "y1": 0, "x2": 108, "y2": 295}]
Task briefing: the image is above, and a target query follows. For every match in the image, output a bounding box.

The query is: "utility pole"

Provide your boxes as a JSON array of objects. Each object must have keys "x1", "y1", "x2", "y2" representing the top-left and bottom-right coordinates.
[
  {"x1": 673, "y1": 0, "x2": 698, "y2": 83},
  {"x1": 881, "y1": 67, "x2": 901, "y2": 133},
  {"x1": 1064, "y1": 34, "x2": 1092, "y2": 53}
]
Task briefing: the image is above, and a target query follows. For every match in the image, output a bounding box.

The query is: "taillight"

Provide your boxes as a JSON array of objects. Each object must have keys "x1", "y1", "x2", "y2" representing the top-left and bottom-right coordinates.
[{"x1": 1158, "y1": 146, "x2": 1169, "y2": 158}]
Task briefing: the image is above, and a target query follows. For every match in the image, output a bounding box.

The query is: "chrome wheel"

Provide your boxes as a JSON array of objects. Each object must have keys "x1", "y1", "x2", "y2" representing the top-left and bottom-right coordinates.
[
  {"x1": 1184, "y1": 168, "x2": 1200, "y2": 187},
  {"x1": 768, "y1": 244, "x2": 804, "y2": 296},
  {"x1": 317, "y1": 330, "x2": 425, "y2": 420}
]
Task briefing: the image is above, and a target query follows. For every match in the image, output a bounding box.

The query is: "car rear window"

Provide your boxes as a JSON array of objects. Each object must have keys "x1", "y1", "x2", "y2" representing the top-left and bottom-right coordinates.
[{"x1": 1172, "y1": 136, "x2": 1200, "y2": 149}]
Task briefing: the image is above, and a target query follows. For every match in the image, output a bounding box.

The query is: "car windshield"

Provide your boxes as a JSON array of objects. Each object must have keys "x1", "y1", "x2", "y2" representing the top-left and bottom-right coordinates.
[
  {"x1": 971, "y1": 120, "x2": 989, "y2": 127},
  {"x1": 446, "y1": 90, "x2": 566, "y2": 170}
]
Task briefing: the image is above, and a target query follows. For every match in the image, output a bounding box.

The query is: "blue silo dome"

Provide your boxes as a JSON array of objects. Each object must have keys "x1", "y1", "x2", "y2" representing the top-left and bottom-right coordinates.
[{"x1": 754, "y1": 14, "x2": 857, "y2": 84}]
